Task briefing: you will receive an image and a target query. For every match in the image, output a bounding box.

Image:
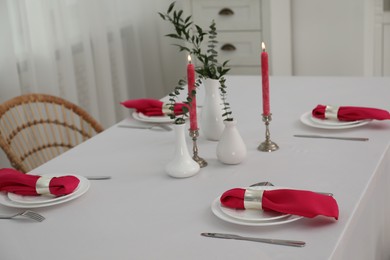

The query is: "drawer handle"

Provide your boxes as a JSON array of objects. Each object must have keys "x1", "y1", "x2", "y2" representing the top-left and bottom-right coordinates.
[
  {"x1": 218, "y1": 8, "x2": 234, "y2": 16},
  {"x1": 221, "y1": 43, "x2": 236, "y2": 51}
]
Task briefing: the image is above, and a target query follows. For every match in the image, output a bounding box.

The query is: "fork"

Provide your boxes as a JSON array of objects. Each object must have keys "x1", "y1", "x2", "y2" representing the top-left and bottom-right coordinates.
[{"x1": 0, "y1": 210, "x2": 45, "y2": 222}]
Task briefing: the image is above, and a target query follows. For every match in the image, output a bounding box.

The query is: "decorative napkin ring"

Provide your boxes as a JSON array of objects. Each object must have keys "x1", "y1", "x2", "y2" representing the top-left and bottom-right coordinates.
[
  {"x1": 325, "y1": 105, "x2": 339, "y2": 120},
  {"x1": 35, "y1": 176, "x2": 52, "y2": 195},
  {"x1": 243, "y1": 189, "x2": 264, "y2": 209},
  {"x1": 162, "y1": 102, "x2": 173, "y2": 115}
]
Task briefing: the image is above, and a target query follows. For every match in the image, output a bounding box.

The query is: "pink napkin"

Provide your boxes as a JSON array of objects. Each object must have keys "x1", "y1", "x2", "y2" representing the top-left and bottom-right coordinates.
[
  {"x1": 220, "y1": 188, "x2": 339, "y2": 219},
  {"x1": 0, "y1": 168, "x2": 80, "y2": 196},
  {"x1": 121, "y1": 99, "x2": 187, "y2": 116},
  {"x1": 312, "y1": 104, "x2": 390, "y2": 121}
]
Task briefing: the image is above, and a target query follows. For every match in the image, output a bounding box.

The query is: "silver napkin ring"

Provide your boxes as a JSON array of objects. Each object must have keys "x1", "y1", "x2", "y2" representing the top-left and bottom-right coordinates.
[
  {"x1": 325, "y1": 105, "x2": 339, "y2": 120},
  {"x1": 36, "y1": 176, "x2": 52, "y2": 195},
  {"x1": 162, "y1": 102, "x2": 173, "y2": 115},
  {"x1": 244, "y1": 189, "x2": 264, "y2": 209}
]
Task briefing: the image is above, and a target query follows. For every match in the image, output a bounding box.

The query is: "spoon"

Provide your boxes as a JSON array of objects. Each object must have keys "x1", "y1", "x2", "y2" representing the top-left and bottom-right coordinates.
[
  {"x1": 249, "y1": 181, "x2": 333, "y2": 196},
  {"x1": 249, "y1": 181, "x2": 273, "y2": 187}
]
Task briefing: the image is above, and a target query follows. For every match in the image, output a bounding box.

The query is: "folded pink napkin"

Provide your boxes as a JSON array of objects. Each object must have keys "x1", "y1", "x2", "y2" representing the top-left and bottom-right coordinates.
[
  {"x1": 312, "y1": 104, "x2": 390, "y2": 121},
  {"x1": 0, "y1": 168, "x2": 80, "y2": 196},
  {"x1": 121, "y1": 99, "x2": 187, "y2": 116},
  {"x1": 220, "y1": 188, "x2": 339, "y2": 219}
]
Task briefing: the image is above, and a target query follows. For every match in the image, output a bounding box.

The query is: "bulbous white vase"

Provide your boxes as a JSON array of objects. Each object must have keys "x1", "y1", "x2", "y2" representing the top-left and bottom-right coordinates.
[
  {"x1": 200, "y1": 78, "x2": 225, "y2": 141},
  {"x1": 216, "y1": 120, "x2": 247, "y2": 164},
  {"x1": 165, "y1": 123, "x2": 200, "y2": 178}
]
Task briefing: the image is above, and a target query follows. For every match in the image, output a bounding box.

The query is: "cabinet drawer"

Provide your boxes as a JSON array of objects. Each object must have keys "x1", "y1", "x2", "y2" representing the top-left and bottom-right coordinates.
[
  {"x1": 200, "y1": 31, "x2": 261, "y2": 66},
  {"x1": 191, "y1": 0, "x2": 261, "y2": 31}
]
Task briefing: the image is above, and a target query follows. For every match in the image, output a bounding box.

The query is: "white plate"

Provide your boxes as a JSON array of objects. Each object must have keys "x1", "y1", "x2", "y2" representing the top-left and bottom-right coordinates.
[
  {"x1": 8, "y1": 174, "x2": 83, "y2": 204},
  {"x1": 219, "y1": 186, "x2": 290, "y2": 222},
  {"x1": 310, "y1": 115, "x2": 362, "y2": 126},
  {"x1": 132, "y1": 112, "x2": 173, "y2": 123},
  {"x1": 211, "y1": 197, "x2": 303, "y2": 226},
  {"x1": 220, "y1": 202, "x2": 290, "y2": 222},
  {"x1": 300, "y1": 111, "x2": 371, "y2": 129},
  {"x1": 0, "y1": 175, "x2": 90, "y2": 208}
]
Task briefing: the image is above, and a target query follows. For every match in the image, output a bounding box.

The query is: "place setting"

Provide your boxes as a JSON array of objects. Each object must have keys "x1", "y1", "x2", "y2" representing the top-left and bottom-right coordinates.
[
  {"x1": 295, "y1": 104, "x2": 390, "y2": 141},
  {"x1": 0, "y1": 168, "x2": 90, "y2": 210},
  {"x1": 210, "y1": 182, "x2": 339, "y2": 227},
  {"x1": 300, "y1": 104, "x2": 390, "y2": 130},
  {"x1": 119, "y1": 98, "x2": 190, "y2": 131}
]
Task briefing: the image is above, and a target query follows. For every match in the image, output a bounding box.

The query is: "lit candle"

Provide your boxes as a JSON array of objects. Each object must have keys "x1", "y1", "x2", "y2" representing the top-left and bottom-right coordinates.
[
  {"x1": 261, "y1": 42, "x2": 270, "y2": 116},
  {"x1": 187, "y1": 55, "x2": 198, "y2": 130}
]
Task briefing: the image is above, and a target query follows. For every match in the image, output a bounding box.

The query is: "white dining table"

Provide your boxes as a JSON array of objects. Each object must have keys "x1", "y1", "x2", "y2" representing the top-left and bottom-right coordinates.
[{"x1": 1, "y1": 76, "x2": 390, "y2": 260}]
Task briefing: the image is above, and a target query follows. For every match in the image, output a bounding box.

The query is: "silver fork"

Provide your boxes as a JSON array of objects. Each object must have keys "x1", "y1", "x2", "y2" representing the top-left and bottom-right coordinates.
[{"x1": 0, "y1": 210, "x2": 45, "y2": 222}]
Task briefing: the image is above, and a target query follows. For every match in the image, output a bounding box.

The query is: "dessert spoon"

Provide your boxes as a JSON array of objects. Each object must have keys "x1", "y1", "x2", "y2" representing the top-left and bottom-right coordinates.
[{"x1": 249, "y1": 181, "x2": 333, "y2": 196}]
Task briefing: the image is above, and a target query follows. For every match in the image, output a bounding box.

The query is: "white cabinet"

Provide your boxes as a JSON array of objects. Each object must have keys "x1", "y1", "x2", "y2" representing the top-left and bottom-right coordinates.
[
  {"x1": 190, "y1": 0, "x2": 262, "y2": 75},
  {"x1": 382, "y1": 13, "x2": 390, "y2": 75},
  {"x1": 374, "y1": 0, "x2": 390, "y2": 76}
]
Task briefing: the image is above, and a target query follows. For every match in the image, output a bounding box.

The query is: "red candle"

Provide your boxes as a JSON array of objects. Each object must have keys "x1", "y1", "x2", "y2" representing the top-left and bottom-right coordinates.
[
  {"x1": 261, "y1": 42, "x2": 270, "y2": 116},
  {"x1": 187, "y1": 55, "x2": 198, "y2": 130}
]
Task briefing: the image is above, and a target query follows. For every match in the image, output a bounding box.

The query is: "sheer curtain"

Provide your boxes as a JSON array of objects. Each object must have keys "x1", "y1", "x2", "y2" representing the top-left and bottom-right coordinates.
[{"x1": 1, "y1": 0, "x2": 153, "y2": 128}]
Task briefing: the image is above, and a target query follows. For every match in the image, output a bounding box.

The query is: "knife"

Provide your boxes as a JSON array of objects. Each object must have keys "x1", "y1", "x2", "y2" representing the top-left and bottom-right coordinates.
[
  {"x1": 118, "y1": 124, "x2": 172, "y2": 131},
  {"x1": 294, "y1": 134, "x2": 369, "y2": 141},
  {"x1": 86, "y1": 176, "x2": 111, "y2": 180},
  {"x1": 201, "y1": 233, "x2": 305, "y2": 247}
]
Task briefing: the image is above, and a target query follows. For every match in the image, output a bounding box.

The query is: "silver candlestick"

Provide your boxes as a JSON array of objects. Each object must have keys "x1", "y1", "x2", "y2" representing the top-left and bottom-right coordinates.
[
  {"x1": 189, "y1": 129, "x2": 207, "y2": 167},
  {"x1": 258, "y1": 114, "x2": 279, "y2": 152}
]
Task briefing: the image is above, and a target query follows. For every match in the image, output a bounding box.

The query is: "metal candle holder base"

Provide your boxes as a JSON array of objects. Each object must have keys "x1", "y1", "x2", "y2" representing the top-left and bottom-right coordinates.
[
  {"x1": 258, "y1": 114, "x2": 279, "y2": 152},
  {"x1": 189, "y1": 129, "x2": 208, "y2": 167}
]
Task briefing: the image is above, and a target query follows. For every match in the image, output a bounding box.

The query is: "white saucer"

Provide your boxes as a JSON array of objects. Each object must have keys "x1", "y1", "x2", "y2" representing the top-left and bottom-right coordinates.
[
  {"x1": 300, "y1": 111, "x2": 371, "y2": 129},
  {"x1": 0, "y1": 175, "x2": 90, "y2": 208}
]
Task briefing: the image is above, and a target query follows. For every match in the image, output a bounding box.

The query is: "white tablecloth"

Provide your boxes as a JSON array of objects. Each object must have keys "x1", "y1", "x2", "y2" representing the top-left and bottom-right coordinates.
[{"x1": 1, "y1": 76, "x2": 390, "y2": 260}]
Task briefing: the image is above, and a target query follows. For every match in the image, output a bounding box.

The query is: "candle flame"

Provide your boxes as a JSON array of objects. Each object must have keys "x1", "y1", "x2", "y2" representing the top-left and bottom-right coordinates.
[
  {"x1": 261, "y1": 42, "x2": 266, "y2": 52},
  {"x1": 187, "y1": 55, "x2": 192, "y2": 63}
]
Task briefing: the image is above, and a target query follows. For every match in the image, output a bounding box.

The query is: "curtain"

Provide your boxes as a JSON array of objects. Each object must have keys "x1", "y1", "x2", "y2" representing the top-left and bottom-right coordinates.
[{"x1": 1, "y1": 0, "x2": 154, "y2": 128}]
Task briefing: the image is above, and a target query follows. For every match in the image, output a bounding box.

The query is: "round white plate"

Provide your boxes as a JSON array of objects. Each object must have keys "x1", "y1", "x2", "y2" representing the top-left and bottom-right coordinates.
[
  {"x1": 132, "y1": 112, "x2": 173, "y2": 123},
  {"x1": 219, "y1": 186, "x2": 290, "y2": 222},
  {"x1": 8, "y1": 174, "x2": 84, "y2": 204},
  {"x1": 310, "y1": 115, "x2": 362, "y2": 126},
  {"x1": 211, "y1": 197, "x2": 303, "y2": 226},
  {"x1": 300, "y1": 111, "x2": 371, "y2": 129},
  {"x1": 219, "y1": 202, "x2": 290, "y2": 222},
  {"x1": 0, "y1": 175, "x2": 90, "y2": 208}
]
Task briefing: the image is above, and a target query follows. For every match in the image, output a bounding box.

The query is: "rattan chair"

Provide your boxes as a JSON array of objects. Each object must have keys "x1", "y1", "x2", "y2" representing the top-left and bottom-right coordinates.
[{"x1": 0, "y1": 93, "x2": 104, "y2": 173}]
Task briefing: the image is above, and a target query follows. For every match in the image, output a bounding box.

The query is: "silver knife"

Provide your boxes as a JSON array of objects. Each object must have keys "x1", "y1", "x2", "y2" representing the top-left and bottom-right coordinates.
[
  {"x1": 86, "y1": 176, "x2": 111, "y2": 180},
  {"x1": 118, "y1": 124, "x2": 172, "y2": 131},
  {"x1": 201, "y1": 233, "x2": 305, "y2": 247},
  {"x1": 294, "y1": 134, "x2": 369, "y2": 141}
]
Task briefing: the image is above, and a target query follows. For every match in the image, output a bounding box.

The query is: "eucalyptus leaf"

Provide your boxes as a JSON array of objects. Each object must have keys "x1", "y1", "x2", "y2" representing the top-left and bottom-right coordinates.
[{"x1": 167, "y1": 2, "x2": 175, "y2": 13}]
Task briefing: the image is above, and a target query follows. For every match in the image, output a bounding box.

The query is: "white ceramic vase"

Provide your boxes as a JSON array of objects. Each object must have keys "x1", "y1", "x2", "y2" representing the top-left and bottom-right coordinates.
[
  {"x1": 165, "y1": 123, "x2": 200, "y2": 178},
  {"x1": 200, "y1": 78, "x2": 225, "y2": 141},
  {"x1": 216, "y1": 120, "x2": 247, "y2": 164}
]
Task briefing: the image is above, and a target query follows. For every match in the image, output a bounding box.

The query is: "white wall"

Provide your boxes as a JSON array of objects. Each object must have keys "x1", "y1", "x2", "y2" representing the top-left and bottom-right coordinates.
[{"x1": 291, "y1": 0, "x2": 367, "y2": 76}]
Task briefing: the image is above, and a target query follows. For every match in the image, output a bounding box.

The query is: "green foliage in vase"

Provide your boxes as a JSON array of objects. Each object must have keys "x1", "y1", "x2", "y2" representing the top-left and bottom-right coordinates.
[
  {"x1": 167, "y1": 78, "x2": 191, "y2": 124},
  {"x1": 159, "y1": 1, "x2": 233, "y2": 121}
]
